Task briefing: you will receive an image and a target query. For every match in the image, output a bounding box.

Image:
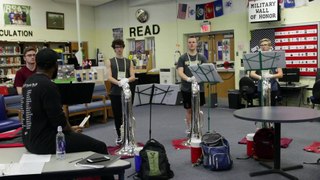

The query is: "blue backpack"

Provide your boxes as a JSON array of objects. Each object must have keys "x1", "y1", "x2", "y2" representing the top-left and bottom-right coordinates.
[{"x1": 200, "y1": 132, "x2": 233, "y2": 171}]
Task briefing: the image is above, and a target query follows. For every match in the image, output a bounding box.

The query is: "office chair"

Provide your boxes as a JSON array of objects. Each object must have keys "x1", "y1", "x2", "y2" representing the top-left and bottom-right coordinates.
[
  {"x1": 239, "y1": 76, "x2": 257, "y2": 108},
  {"x1": 310, "y1": 80, "x2": 320, "y2": 109},
  {"x1": 0, "y1": 95, "x2": 21, "y2": 133},
  {"x1": 316, "y1": 68, "x2": 320, "y2": 82}
]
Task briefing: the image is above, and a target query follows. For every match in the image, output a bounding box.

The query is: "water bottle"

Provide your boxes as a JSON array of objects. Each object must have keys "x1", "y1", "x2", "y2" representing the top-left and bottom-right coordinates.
[
  {"x1": 56, "y1": 126, "x2": 66, "y2": 160},
  {"x1": 89, "y1": 71, "x2": 93, "y2": 81},
  {"x1": 76, "y1": 73, "x2": 81, "y2": 82}
]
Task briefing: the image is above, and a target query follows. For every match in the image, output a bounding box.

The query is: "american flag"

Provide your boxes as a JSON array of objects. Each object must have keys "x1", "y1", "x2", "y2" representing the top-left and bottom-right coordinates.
[
  {"x1": 177, "y1": 3, "x2": 187, "y2": 19},
  {"x1": 274, "y1": 24, "x2": 318, "y2": 76}
]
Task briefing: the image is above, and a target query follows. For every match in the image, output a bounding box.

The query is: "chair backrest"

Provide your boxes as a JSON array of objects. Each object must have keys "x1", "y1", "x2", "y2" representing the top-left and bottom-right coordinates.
[
  {"x1": 93, "y1": 84, "x2": 107, "y2": 96},
  {"x1": 0, "y1": 95, "x2": 8, "y2": 120},
  {"x1": 312, "y1": 80, "x2": 320, "y2": 99},
  {"x1": 316, "y1": 68, "x2": 320, "y2": 82},
  {"x1": 239, "y1": 77, "x2": 256, "y2": 96}
]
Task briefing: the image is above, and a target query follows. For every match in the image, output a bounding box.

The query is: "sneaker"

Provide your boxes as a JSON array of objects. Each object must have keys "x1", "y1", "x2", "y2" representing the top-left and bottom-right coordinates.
[{"x1": 116, "y1": 136, "x2": 122, "y2": 145}]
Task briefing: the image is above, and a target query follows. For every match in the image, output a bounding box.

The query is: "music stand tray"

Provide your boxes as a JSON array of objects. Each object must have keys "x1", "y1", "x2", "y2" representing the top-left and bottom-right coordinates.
[
  {"x1": 152, "y1": 84, "x2": 180, "y2": 105},
  {"x1": 56, "y1": 82, "x2": 95, "y2": 105},
  {"x1": 188, "y1": 63, "x2": 223, "y2": 84},
  {"x1": 243, "y1": 51, "x2": 286, "y2": 71},
  {"x1": 133, "y1": 84, "x2": 153, "y2": 106}
]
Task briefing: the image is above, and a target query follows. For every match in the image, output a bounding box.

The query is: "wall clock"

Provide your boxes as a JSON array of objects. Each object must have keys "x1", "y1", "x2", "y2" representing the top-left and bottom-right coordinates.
[{"x1": 135, "y1": 9, "x2": 149, "y2": 23}]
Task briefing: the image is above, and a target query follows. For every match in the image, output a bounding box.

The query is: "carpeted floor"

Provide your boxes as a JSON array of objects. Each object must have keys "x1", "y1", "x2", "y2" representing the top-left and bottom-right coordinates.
[{"x1": 82, "y1": 98, "x2": 320, "y2": 180}]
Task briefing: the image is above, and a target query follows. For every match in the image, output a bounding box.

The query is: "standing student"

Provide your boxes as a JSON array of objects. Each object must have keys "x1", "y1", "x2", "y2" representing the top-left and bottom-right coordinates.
[
  {"x1": 250, "y1": 38, "x2": 283, "y2": 106},
  {"x1": 106, "y1": 39, "x2": 135, "y2": 145},
  {"x1": 14, "y1": 47, "x2": 37, "y2": 94},
  {"x1": 177, "y1": 36, "x2": 207, "y2": 135},
  {"x1": 22, "y1": 48, "x2": 109, "y2": 156}
]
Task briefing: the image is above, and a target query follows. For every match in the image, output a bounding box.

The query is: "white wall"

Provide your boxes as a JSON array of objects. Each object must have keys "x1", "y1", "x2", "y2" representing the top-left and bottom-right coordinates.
[
  {"x1": 0, "y1": 0, "x2": 96, "y2": 58},
  {"x1": 1, "y1": 0, "x2": 320, "y2": 90},
  {"x1": 94, "y1": 0, "x2": 320, "y2": 89}
]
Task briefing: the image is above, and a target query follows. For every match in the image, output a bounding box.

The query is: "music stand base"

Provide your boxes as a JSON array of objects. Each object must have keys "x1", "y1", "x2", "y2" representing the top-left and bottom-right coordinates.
[{"x1": 250, "y1": 162, "x2": 303, "y2": 180}]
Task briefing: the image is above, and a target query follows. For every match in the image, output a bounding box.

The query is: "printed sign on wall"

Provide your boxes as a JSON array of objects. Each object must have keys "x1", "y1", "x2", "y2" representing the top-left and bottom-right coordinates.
[{"x1": 248, "y1": 0, "x2": 279, "y2": 23}]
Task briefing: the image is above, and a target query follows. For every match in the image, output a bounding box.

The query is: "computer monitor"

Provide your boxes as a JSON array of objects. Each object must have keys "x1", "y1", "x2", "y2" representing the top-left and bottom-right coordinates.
[
  {"x1": 67, "y1": 57, "x2": 80, "y2": 69},
  {"x1": 279, "y1": 68, "x2": 300, "y2": 85},
  {"x1": 56, "y1": 82, "x2": 95, "y2": 105}
]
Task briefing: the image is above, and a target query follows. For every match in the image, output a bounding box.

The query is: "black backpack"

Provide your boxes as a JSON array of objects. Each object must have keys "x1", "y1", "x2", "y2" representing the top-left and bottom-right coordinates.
[
  {"x1": 138, "y1": 139, "x2": 174, "y2": 180},
  {"x1": 253, "y1": 128, "x2": 274, "y2": 160}
]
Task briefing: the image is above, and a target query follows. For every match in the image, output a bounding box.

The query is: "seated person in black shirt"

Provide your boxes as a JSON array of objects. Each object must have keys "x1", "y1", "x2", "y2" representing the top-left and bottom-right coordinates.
[{"x1": 22, "y1": 48, "x2": 108, "y2": 155}]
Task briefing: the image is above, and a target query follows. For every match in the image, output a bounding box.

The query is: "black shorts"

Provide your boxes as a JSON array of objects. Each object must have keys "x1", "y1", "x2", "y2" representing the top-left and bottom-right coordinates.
[{"x1": 181, "y1": 91, "x2": 206, "y2": 109}]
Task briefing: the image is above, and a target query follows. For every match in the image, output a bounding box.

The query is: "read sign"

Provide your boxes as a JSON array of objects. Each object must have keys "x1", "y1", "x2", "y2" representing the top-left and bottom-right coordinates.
[{"x1": 248, "y1": 0, "x2": 279, "y2": 23}]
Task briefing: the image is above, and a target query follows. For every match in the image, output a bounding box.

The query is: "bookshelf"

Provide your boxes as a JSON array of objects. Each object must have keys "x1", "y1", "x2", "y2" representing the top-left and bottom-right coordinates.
[{"x1": 0, "y1": 41, "x2": 73, "y2": 86}]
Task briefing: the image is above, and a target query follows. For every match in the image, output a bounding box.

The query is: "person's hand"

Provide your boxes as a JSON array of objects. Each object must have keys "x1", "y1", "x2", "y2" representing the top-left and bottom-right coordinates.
[
  {"x1": 71, "y1": 126, "x2": 83, "y2": 133},
  {"x1": 118, "y1": 78, "x2": 129, "y2": 87},
  {"x1": 262, "y1": 73, "x2": 273, "y2": 80},
  {"x1": 187, "y1": 76, "x2": 196, "y2": 83},
  {"x1": 257, "y1": 76, "x2": 262, "y2": 80}
]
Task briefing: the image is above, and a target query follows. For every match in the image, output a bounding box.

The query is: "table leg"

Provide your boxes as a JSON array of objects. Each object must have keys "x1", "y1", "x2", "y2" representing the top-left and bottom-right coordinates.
[
  {"x1": 298, "y1": 87, "x2": 303, "y2": 107},
  {"x1": 118, "y1": 172, "x2": 124, "y2": 180},
  {"x1": 249, "y1": 123, "x2": 303, "y2": 180}
]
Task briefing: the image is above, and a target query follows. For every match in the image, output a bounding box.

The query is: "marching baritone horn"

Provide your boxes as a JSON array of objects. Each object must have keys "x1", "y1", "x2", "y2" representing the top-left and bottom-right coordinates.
[
  {"x1": 260, "y1": 76, "x2": 272, "y2": 128},
  {"x1": 189, "y1": 80, "x2": 204, "y2": 143},
  {"x1": 116, "y1": 82, "x2": 137, "y2": 156}
]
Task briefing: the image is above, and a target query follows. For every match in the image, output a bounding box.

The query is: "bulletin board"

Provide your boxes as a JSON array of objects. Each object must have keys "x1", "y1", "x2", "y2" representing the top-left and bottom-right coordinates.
[{"x1": 250, "y1": 24, "x2": 319, "y2": 76}]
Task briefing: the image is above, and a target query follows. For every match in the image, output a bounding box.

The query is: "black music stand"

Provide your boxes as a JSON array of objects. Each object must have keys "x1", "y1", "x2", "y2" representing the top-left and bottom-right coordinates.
[
  {"x1": 188, "y1": 63, "x2": 223, "y2": 132},
  {"x1": 243, "y1": 51, "x2": 286, "y2": 106},
  {"x1": 56, "y1": 82, "x2": 95, "y2": 120},
  {"x1": 134, "y1": 84, "x2": 178, "y2": 140}
]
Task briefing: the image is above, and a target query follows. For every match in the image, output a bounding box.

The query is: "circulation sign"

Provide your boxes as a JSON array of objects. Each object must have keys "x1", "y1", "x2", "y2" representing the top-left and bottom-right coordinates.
[{"x1": 248, "y1": 0, "x2": 279, "y2": 23}]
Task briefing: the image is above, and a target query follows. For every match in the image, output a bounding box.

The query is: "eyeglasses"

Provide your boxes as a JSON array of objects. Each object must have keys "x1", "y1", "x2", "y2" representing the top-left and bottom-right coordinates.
[
  {"x1": 114, "y1": 46, "x2": 123, "y2": 49},
  {"x1": 25, "y1": 54, "x2": 36, "y2": 57},
  {"x1": 260, "y1": 44, "x2": 269, "y2": 47}
]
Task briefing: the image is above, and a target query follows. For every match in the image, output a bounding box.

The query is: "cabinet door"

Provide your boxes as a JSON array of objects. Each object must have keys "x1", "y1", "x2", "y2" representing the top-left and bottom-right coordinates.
[
  {"x1": 71, "y1": 42, "x2": 88, "y2": 59},
  {"x1": 198, "y1": 33, "x2": 235, "y2": 98}
]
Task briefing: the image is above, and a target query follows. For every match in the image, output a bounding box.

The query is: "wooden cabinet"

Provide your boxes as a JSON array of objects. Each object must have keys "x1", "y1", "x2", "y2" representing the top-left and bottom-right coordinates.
[{"x1": 70, "y1": 41, "x2": 88, "y2": 59}]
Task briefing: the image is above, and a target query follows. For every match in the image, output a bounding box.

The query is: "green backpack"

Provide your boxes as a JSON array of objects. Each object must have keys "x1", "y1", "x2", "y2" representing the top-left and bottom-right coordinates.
[{"x1": 138, "y1": 139, "x2": 174, "y2": 180}]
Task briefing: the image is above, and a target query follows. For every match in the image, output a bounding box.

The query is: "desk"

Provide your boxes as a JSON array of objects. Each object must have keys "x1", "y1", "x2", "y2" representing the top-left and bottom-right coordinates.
[
  {"x1": 234, "y1": 106, "x2": 320, "y2": 180},
  {"x1": 279, "y1": 83, "x2": 308, "y2": 107},
  {"x1": 0, "y1": 147, "x2": 131, "y2": 180}
]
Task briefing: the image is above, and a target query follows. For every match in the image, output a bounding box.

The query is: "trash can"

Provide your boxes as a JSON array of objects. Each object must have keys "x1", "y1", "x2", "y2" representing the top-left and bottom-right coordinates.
[
  {"x1": 210, "y1": 93, "x2": 218, "y2": 108},
  {"x1": 228, "y1": 89, "x2": 242, "y2": 109}
]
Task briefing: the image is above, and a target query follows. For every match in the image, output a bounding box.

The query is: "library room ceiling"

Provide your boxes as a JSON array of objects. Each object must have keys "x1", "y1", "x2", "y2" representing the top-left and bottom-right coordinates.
[
  {"x1": 52, "y1": 0, "x2": 173, "y2": 7},
  {"x1": 52, "y1": 0, "x2": 116, "y2": 7}
]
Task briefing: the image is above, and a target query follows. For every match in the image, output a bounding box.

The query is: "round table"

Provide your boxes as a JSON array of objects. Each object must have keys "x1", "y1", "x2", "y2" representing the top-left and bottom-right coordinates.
[{"x1": 234, "y1": 106, "x2": 320, "y2": 180}]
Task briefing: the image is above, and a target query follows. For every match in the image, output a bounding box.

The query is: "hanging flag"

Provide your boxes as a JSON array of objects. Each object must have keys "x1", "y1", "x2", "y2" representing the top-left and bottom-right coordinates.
[
  {"x1": 204, "y1": 2, "x2": 214, "y2": 19},
  {"x1": 186, "y1": 3, "x2": 196, "y2": 19},
  {"x1": 284, "y1": 0, "x2": 295, "y2": 8},
  {"x1": 295, "y1": 0, "x2": 307, "y2": 7},
  {"x1": 247, "y1": 0, "x2": 255, "y2": 7},
  {"x1": 279, "y1": 0, "x2": 284, "y2": 9},
  {"x1": 177, "y1": 3, "x2": 187, "y2": 19},
  {"x1": 196, "y1": 4, "x2": 205, "y2": 20},
  {"x1": 213, "y1": 0, "x2": 224, "y2": 17},
  {"x1": 223, "y1": 0, "x2": 233, "y2": 16}
]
